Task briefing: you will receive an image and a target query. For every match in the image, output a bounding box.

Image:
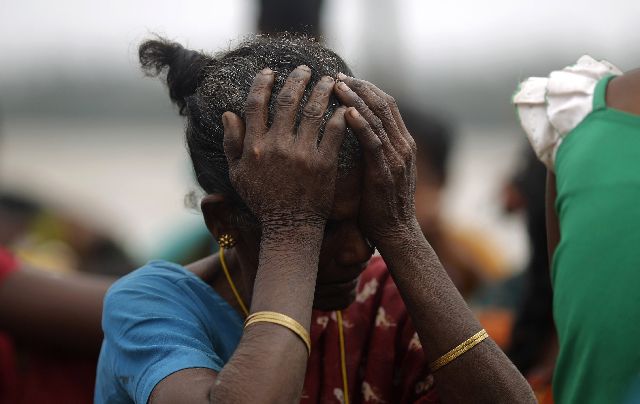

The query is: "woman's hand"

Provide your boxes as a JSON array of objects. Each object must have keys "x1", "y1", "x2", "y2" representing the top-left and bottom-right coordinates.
[
  {"x1": 334, "y1": 74, "x2": 420, "y2": 246},
  {"x1": 222, "y1": 66, "x2": 347, "y2": 231}
]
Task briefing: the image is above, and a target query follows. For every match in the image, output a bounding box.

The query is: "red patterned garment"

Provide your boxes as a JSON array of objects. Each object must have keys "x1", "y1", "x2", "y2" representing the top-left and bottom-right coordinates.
[
  {"x1": 302, "y1": 256, "x2": 440, "y2": 404},
  {"x1": 0, "y1": 247, "x2": 96, "y2": 404},
  {"x1": 0, "y1": 247, "x2": 19, "y2": 404},
  {"x1": 0, "y1": 247, "x2": 17, "y2": 284}
]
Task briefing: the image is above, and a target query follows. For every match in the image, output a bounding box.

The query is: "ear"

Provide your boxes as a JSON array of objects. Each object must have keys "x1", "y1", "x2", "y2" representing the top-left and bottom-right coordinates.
[{"x1": 201, "y1": 194, "x2": 239, "y2": 242}]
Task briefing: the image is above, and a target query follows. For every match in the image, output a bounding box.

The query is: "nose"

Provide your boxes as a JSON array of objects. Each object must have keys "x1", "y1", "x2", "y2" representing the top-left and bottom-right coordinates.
[{"x1": 333, "y1": 221, "x2": 375, "y2": 267}]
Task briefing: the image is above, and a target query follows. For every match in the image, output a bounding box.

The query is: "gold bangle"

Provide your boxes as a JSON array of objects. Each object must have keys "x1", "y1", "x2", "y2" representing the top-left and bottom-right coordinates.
[
  {"x1": 429, "y1": 329, "x2": 489, "y2": 372},
  {"x1": 244, "y1": 311, "x2": 311, "y2": 356}
]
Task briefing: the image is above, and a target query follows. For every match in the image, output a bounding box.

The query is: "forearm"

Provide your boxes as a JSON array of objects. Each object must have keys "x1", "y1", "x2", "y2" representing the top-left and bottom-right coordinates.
[
  {"x1": 377, "y1": 221, "x2": 535, "y2": 403},
  {"x1": 0, "y1": 266, "x2": 112, "y2": 354},
  {"x1": 211, "y1": 225, "x2": 323, "y2": 403}
]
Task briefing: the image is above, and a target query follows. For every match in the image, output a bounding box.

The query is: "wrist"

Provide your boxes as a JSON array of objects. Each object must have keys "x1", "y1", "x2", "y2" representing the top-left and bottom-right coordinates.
[
  {"x1": 260, "y1": 212, "x2": 326, "y2": 235},
  {"x1": 260, "y1": 220, "x2": 325, "y2": 247},
  {"x1": 373, "y1": 218, "x2": 425, "y2": 257}
]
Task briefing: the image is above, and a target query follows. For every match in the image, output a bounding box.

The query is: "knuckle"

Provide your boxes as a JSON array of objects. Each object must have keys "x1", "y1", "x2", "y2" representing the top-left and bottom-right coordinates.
[
  {"x1": 353, "y1": 97, "x2": 367, "y2": 110},
  {"x1": 372, "y1": 97, "x2": 389, "y2": 114},
  {"x1": 370, "y1": 116, "x2": 385, "y2": 133},
  {"x1": 408, "y1": 137, "x2": 417, "y2": 152},
  {"x1": 351, "y1": 80, "x2": 365, "y2": 91},
  {"x1": 315, "y1": 77, "x2": 334, "y2": 92},
  {"x1": 303, "y1": 100, "x2": 325, "y2": 120},
  {"x1": 390, "y1": 162, "x2": 405, "y2": 175},
  {"x1": 399, "y1": 143, "x2": 413, "y2": 159},
  {"x1": 357, "y1": 118, "x2": 372, "y2": 132},
  {"x1": 325, "y1": 118, "x2": 344, "y2": 135},
  {"x1": 244, "y1": 93, "x2": 264, "y2": 113},
  {"x1": 276, "y1": 90, "x2": 297, "y2": 109},
  {"x1": 250, "y1": 145, "x2": 261, "y2": 158},
  {"x1": 386, "y1": 94, "x2": 397, "y2": 107}
]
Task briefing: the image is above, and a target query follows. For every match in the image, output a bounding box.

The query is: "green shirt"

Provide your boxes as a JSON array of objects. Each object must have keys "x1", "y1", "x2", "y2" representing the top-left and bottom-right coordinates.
[{"x1": 553, "y1": 75, "x2": 640, "y2": 403}]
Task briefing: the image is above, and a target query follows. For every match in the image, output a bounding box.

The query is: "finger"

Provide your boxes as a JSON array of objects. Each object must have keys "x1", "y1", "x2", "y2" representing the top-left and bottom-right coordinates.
[
  {"x1": 337, "y1": 74, "x2": 401, "y2": 140},
  {"x1": 339, "y1": 74, "x2": 416, "y2": 156},
  {"x1": 298, "y1": 76, "x2": 335, "y2": 146},
  {"x1": 244, "y1": 68, "x2": 275, "y2": 142},
  {"x1": 222, "y1": 111, "x2": 246, "y2": 163},
  {"x1": 272, "y1": 65, "x2": 313, "y2": 135},
  {"x1": 334, "y1": 81, "x2": 395, "y2": 151},
  {"x1": 364, "y1": 83, "x2": 416, "y2": 153},
  {"x1": 344, "y1": 107, "x2": 388, "y2": 177},
  {"x1": 319, "y1": 106, "x2": 347, "y2": 156}
]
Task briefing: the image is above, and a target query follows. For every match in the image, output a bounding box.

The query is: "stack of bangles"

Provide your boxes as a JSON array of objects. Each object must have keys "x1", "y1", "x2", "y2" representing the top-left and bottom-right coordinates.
[
  {"x1": 244, "y1": 311, "x2": 311, "y2": 356},
  {"x1": 429, "y1": 329, "x2": 489, "y2": 372}
]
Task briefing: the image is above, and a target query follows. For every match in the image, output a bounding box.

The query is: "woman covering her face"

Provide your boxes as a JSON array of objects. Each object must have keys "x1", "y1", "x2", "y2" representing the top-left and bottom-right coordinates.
[{"x1": 95, "y1": 35, "x2": 534, "y2": 404}]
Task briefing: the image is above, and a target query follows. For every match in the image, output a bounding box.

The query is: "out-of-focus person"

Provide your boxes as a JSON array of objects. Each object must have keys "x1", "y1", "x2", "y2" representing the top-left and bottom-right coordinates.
[
  {"x1": 503, "y1": 147, "x2": 556, "y2": 403},
  {"x1": 403, "y1": 109, "x2": 507, "y2": 300},
  {"x1": 0, "y1": 192, "x2": 120, "y2": 403},
  {"x1": 0, "y1": 192, "x2": 134, "y2": 277},
  {"x1": 514, "y1": 56, "x2": 640, "y2": 403}
]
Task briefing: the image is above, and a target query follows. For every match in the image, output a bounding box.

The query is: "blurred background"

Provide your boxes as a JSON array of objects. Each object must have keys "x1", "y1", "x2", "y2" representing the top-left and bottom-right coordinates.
[
  {"x1": 1, "y1": 0, "x2": 638, "y2": 266},
  {"x1": 1, "y1": 0, "x2": 639, "y2": 401}
]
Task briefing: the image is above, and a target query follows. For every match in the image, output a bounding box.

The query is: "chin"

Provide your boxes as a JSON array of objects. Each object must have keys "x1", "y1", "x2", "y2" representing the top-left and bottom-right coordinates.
[{"x1": 312, "y1": 277, "x2": 359, "y2": 311}]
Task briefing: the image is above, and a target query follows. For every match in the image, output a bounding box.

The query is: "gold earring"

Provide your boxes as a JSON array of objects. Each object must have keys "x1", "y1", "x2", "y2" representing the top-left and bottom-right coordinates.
[{"x1": 218, "y1": 234, "x2": 236, "y2": 249}]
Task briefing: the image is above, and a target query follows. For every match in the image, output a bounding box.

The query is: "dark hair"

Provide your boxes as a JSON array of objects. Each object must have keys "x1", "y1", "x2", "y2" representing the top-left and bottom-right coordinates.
[
  {"x1": 400, "y1": 108, "x2": 453, "y2": 186},
  {"x1": 139, "y1": 34, "x2": 357, "y2": 225}
]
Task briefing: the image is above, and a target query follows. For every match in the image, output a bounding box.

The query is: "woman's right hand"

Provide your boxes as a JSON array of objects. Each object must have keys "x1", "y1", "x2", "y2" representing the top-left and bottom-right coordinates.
[{"x1": 222, "y1": 66, "x2": 347, "y2": 231}]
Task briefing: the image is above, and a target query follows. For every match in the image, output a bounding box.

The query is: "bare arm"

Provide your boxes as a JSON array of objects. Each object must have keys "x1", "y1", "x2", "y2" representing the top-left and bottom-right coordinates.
[
  {"x1": 0, "y1": 263, "x2": 113, "y2": 354},
  {"x1": 150, "y1": 67, "x2": 347, "y2": 403},
  {"x1": 546, "y1": 172, "x2": 560, "y2": 264},
  {"x1": 335, "y1": 76, "x2": 536, "y2": 403}
]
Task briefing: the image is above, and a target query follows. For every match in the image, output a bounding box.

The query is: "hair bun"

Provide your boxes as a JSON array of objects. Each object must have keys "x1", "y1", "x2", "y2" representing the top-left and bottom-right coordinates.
[{"x1": 139, "y1": 38, "x2": 210, "y2": 115}]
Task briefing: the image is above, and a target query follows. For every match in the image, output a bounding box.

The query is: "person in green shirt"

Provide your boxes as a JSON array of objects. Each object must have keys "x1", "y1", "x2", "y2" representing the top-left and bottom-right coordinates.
[{"x1": 514, "y1": 56, "x2": 640, "y2": 403}]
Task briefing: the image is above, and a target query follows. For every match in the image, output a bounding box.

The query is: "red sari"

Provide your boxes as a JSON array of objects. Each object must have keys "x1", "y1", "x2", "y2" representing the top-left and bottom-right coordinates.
[{"x1": 303, "y1": 256, "x2": 440, "y2": 403}]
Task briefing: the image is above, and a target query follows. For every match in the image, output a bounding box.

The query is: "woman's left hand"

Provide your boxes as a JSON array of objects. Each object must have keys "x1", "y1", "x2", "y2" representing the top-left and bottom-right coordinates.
[{"x1": 334, "y1": 74, "x2": 420, "y2": 247}]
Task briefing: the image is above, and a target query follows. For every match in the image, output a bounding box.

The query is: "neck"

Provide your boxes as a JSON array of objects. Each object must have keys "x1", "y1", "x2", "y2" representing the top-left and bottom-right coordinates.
[{"x1": 187, "y1": 248, "x2": 257, "y2": 317}]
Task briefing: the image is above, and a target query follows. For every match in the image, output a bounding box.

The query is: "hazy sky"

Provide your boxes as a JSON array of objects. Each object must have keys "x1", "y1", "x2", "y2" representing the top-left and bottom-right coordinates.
[{"x1": 2, "y1": 0, "x2": 639, "y2": 81}]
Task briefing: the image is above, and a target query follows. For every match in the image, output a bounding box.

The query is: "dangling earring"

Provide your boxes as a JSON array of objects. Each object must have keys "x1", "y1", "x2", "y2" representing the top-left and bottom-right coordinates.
[{"x1": 218, "y1": 234, "x2": 236, "y2": 249}]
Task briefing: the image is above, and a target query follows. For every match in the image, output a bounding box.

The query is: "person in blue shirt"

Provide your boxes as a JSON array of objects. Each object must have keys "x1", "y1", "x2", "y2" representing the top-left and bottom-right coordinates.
[{"x1": 95, "y1": 34, "x2": 534, "y2": 404}]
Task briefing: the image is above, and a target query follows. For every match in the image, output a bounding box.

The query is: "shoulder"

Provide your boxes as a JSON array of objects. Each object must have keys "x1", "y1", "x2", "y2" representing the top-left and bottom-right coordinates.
[
  {"x1": 606, "y1": 69, "x2": 640, "y2": 115},
  {"x1": 105, "y1": 261, "x2": 188, "y2": 306},
  {"x1": 105, "y1": 260, "x2": 196, "y2": 304},
  {"x1": 102, "y1": 260, "x2": 212, "y2": 333},
  {"x1": 98, "y1": 260, "x2": 241, "y2": 403}
]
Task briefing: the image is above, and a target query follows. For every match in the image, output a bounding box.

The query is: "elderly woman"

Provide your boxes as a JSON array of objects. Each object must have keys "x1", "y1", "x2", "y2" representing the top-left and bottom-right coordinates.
[{"x1": 95, "y1": 35, "x2": 534, "y2": 403}]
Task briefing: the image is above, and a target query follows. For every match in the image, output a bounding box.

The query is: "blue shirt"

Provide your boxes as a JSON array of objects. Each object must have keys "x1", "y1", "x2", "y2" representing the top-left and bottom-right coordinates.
[{"x1": 94, "y1": 260, "x2": 243, "y2": 404}]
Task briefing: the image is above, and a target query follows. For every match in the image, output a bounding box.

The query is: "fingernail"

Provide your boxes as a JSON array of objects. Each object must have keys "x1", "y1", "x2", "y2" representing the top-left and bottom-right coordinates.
[
  {"x1": 321, "y1": 75, "x2": 335, "y2": 83},
  {"x1": 298, "y1": 65, "x2": 311, "y2": 72},
  {"x1": 261, "y1": 67, "x2": 273, "y2": 75},
  {"x1": 221, "y1": 112, "x2": 229, "y2": 128},
  {"x1": 338, "y1": 82, "x2": 351, "y2": 92},
  {"x1": 337, "y1": 72, "x2": 348, "y2": 80},
  {"x1": 349, "y1": 108, "x2": 360, "y2": 118}
]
